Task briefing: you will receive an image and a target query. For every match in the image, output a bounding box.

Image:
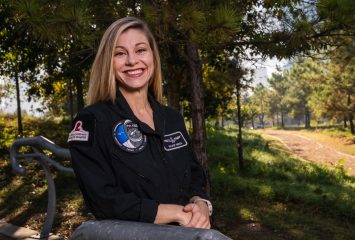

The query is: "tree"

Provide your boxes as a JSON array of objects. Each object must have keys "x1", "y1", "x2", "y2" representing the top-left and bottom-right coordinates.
[
  {"x1": 285, "y1": 59, "x2": 321, "y2": 128},
  {"x1": 141, "y1": 0, "x2": 242, "y2": 189},
  {"x1": 309, "y1": 50, "x2": 355, "y2": 134},
  {"x1": 267, "y1": 71, "x2": 291, "y2": 128},
  {"x1": 4, "y1": 0, "x2": 99, "y2": 115},
  {"x1": 225, "y1": 58, "x2": 252, "y2": 169},
  {"x1": 203, "y1": 64, "x2": 235, "y2": 126},
  {"x1": 250, "y1": 83, "x2": 268, "y2": 128}
]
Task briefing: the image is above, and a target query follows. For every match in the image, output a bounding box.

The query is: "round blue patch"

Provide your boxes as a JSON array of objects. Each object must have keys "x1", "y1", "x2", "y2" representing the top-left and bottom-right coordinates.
[{"x1": 113, "y1": 119, "x2": 147, "y2": 153}]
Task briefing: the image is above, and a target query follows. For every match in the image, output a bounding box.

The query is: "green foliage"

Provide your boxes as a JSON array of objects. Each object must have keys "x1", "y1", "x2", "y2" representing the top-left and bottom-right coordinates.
[
  {"x1": 0, "y1": 114, "x2": 70, "y2": 153},
  {"x1": 251, "y1": 49, "x2": 354, "y2": 133},
  {"x1": 0, "y1": 117, "x2": 17, "y2": 153},
  {"x1": 203, "y1": 64, "x2": 236, "y2": 121},
  {"x1": 249, "y1": 83, "x2": 268, "y2": 127},
  {"x1": 208, "y1": 127, "x2": 355, "y2": 239},
  {"x1": 265, "y1": 71, "x2": 292, "y2": 128},
  {"x1": 1, "y1": 0, "x2": 354, "y2": 124}
]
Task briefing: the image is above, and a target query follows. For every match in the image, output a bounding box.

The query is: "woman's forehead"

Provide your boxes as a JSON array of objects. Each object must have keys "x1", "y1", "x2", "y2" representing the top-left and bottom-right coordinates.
[{"x1": 116, "y1": 28, "x2": 150, "y2": 47}]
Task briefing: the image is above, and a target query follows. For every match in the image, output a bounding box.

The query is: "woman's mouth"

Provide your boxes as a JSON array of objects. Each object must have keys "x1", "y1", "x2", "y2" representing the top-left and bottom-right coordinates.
[{"x1": 125, "y1": 69, "x2": 144, "y2": 77}]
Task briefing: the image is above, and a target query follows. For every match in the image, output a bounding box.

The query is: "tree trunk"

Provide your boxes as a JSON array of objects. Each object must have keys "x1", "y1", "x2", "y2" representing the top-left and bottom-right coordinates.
[
  {"x1": 15, "y1": 71, "x2": 23, "y2": 137},
  {"x1": 348, "y1": 94, "x2": 354, "y2": 134},
  {"x1": 259, "y1": 113, "x2": 265, "y2": 128},
  {"x1": 281, "y1": 111, "x2": 284, "y2": 128},
  {"x1": 260, "y1": 102, "x2": 265, "y2": 128},
  {"x1": 166, "y1": 67, "x2": 181, "y2": 112},
  {"x1": 69, "y1": 79, "x2": 74, "y2": 123},
  {"x1": 74, "y1": 73, "x2": 84, "y2": 111},
  {"x1": 305, "y1": 105, "x2": 311, "y2": 129},
  {"x1": 349, "y1": 113, "x2": 354, "y2": 135},
  {"x1": 276, "y1": 113, "x2": 279, "y2": 127},
  {"x1": 236, "y1": 78, "x2": 244, "y2": 169},
  {"x1": 186, "y1": 43, "x2": 210, "y2": 195},
  {"x1": 343, "y1": 116, "x2": 347, "y2": 128}
]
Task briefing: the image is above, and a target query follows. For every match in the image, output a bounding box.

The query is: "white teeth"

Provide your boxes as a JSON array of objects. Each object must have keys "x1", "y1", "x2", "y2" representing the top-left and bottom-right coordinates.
[{"x1": 126, "y1": 69, "x2": 143, "y2": 75}]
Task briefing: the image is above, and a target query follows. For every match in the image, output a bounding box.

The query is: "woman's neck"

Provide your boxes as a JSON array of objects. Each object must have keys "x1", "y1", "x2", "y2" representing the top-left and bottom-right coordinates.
[
  {"x1": 119, "y1": 87, "x2": 149, "y2": 111},
  {"x1": 119, "y1": 86, "x2": 155, "y2": 130}
]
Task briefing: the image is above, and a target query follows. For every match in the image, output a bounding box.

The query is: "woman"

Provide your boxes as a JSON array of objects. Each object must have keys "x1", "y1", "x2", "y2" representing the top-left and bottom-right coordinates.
[{"x1": 68, "y1": 17, "x2": 212, "y2": 229}]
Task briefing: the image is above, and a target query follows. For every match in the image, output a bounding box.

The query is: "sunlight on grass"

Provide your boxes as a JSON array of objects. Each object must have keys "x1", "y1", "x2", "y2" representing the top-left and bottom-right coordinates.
[
  {"x1": 288, "y1": 229, "x2": 305, "y2": 239},
  {"x1": 239, "y1": 208, "x2": 258, "y2": 222},
  {"x1": 258, "y1": 185, "x2": 274, "y2": 199},
  {"x1": 208, "y1": 126, "x2": 355, "y2": 239},
  {"x1": 219, "y1": 166, "x2": 226, "y2": 174}
]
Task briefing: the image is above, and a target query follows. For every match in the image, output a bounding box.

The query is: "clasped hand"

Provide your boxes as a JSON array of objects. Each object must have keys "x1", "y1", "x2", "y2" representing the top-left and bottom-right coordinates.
[{"x1": 179, "y1": 201, "x2": 211, "y2": 229}]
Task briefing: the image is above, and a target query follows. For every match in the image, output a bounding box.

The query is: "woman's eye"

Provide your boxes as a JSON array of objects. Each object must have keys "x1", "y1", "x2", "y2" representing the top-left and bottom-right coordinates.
[
  {"x1": 137, "y1": 48, "x2": 147, "y2": 54},
  {"x1": 115, "y1": 52, "x2": 126, "y2": 57}
]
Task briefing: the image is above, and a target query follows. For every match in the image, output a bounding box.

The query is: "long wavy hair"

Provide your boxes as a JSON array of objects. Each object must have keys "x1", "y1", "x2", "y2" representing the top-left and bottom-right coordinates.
[{"x1": 87, "y1": 17, "x2": 162, "y2": 105}]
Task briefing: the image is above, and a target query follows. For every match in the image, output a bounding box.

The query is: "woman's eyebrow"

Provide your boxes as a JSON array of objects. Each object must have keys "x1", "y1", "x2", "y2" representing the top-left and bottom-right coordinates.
[
  {"x1": 115, "y1": 42, "x2": 148, "y2": 48},
  {"x1": 135, "y1": 42, "x2": 148, "y2": 46}
]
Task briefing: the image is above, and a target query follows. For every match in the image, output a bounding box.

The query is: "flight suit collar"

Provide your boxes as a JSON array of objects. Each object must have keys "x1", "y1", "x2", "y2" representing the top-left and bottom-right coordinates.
[{"x1": 113, "y1": 89, "x2": 165, "y2": 138}]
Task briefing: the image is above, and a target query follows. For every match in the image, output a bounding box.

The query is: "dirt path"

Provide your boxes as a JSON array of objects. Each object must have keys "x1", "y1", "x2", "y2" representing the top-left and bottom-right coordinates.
[{"x1": 259, "y1": 130, "x2": 355, "y2": 175}]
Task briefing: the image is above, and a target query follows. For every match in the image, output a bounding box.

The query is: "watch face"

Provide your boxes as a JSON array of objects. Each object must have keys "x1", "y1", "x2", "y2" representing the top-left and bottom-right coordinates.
[{"x1": 113, "y1": 119, "x2": 147, "y2": 153}]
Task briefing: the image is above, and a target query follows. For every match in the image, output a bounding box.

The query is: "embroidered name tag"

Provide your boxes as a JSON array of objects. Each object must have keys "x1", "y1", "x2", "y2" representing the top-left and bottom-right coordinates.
[{"x1": 163, "y1": 131, "x2": 188, "y2": 151}]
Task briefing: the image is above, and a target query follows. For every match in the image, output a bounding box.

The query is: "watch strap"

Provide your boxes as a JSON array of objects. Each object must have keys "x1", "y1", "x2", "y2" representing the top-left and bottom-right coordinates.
[{"x1": 193, "y1": 198, "x2": 213, "y2": 216}]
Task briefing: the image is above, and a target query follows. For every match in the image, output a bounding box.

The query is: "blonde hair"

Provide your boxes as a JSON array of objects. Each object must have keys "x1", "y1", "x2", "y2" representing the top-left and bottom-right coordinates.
[{"x1": 88, "y1": 17, "x2": 162, "y2": 105}]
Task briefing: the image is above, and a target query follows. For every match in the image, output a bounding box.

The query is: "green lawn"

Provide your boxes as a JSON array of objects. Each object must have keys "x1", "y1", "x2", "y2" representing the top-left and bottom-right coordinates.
[
  {"x1": 209, "y1": 126, "x2": 355, "y2": 239},
  {"x1": 1, "y1": 115, "x2": 354, "y2": 239}
]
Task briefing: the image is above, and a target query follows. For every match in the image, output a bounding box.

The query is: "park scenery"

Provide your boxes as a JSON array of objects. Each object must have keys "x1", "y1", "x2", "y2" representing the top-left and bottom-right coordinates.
[{"x1": 0, "y1": 1, "x2": 354, "y2": 240}]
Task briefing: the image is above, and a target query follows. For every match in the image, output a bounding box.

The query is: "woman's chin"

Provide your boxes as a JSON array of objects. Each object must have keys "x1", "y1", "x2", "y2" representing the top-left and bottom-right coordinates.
[{"x1": 118, "y1": 81, "x2": 149, "y2": 93}]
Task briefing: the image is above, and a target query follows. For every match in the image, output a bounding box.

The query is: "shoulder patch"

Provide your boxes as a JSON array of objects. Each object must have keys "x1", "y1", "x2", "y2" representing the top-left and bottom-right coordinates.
[
  {"x1": 163, "y1": 131, "x2": 188, "y2": 151},
  {"x1": 68, "y1": 114, "x2": 95, "y2": 146}
]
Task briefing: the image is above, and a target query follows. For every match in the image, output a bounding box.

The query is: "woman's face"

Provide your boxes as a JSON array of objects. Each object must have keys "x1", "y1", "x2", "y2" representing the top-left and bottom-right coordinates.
[{"x1": 113, "y1": 28, "x2": 154, "y2": 92}]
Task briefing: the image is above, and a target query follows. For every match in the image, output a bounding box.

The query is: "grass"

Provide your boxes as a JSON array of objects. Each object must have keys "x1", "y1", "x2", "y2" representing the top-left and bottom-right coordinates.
[
  {"x1": 0, "y1": 114, "x2": 71, "y2": 153},
  {"x1": 0, "y1": 158, "x2": 92, "y2": 237},
  {"x1": 0, "y1": 114, "x2": 89, "y2": 237},
  {"x1": 208, "y1": 126, "x2": 355, "y2": 239},
  {"x1": 1, "y1": 115, "x2": 354, "y2": 239}
]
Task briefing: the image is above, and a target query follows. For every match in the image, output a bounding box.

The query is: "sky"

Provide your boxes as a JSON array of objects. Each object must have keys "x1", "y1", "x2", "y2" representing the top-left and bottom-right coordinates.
[
  {"x1": 249, "y1": 57, "x2": 289, "y2": 86},
  {"x1": 0, "y1": 77, "x2": 44, "y2": 117}
]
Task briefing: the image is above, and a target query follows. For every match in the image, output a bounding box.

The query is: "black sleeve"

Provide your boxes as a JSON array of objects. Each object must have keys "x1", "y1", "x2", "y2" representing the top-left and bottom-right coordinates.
[
  {"x1": 187, "y1": 141, "x2": 209, "y2": 200},
  {"x1": 178, "y1": 114, "x2": 209, "y2": 200},
  {"x1": 68, "y1": 112, "x2": 158, "y2": 222}
]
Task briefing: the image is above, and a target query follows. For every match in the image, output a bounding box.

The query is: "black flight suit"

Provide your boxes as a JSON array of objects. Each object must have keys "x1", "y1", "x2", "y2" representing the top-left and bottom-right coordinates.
[{"x1": 68, "y1": 90, "x2": 208, "y2": 223}]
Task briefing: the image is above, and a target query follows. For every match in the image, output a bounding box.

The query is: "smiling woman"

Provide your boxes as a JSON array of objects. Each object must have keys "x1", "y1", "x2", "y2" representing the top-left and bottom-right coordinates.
[
  {"x1": 113, "y1": 29, "x2": 154, "y2": 91},
  {"x1": 68, "y1": 17, "x2": 213, "y2": 232}
]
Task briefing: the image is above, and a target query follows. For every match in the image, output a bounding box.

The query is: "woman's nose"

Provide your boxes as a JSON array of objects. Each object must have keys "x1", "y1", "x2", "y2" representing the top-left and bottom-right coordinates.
[{"x1": 126, "y1": 53, "x2": 138, "y2": 66}]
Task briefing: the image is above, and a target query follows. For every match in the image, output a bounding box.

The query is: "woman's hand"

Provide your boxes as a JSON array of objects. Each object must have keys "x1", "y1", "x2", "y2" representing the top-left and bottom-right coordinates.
[
  {"x1": 176, "y1": 207, "x2": 193, "y2": 226},
  {"x1": 183, "y1": 201, "x2": 211, "y2": 229},
  {"x1": 154, "y1": 204, "x2": 192, "y2": 226}
]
